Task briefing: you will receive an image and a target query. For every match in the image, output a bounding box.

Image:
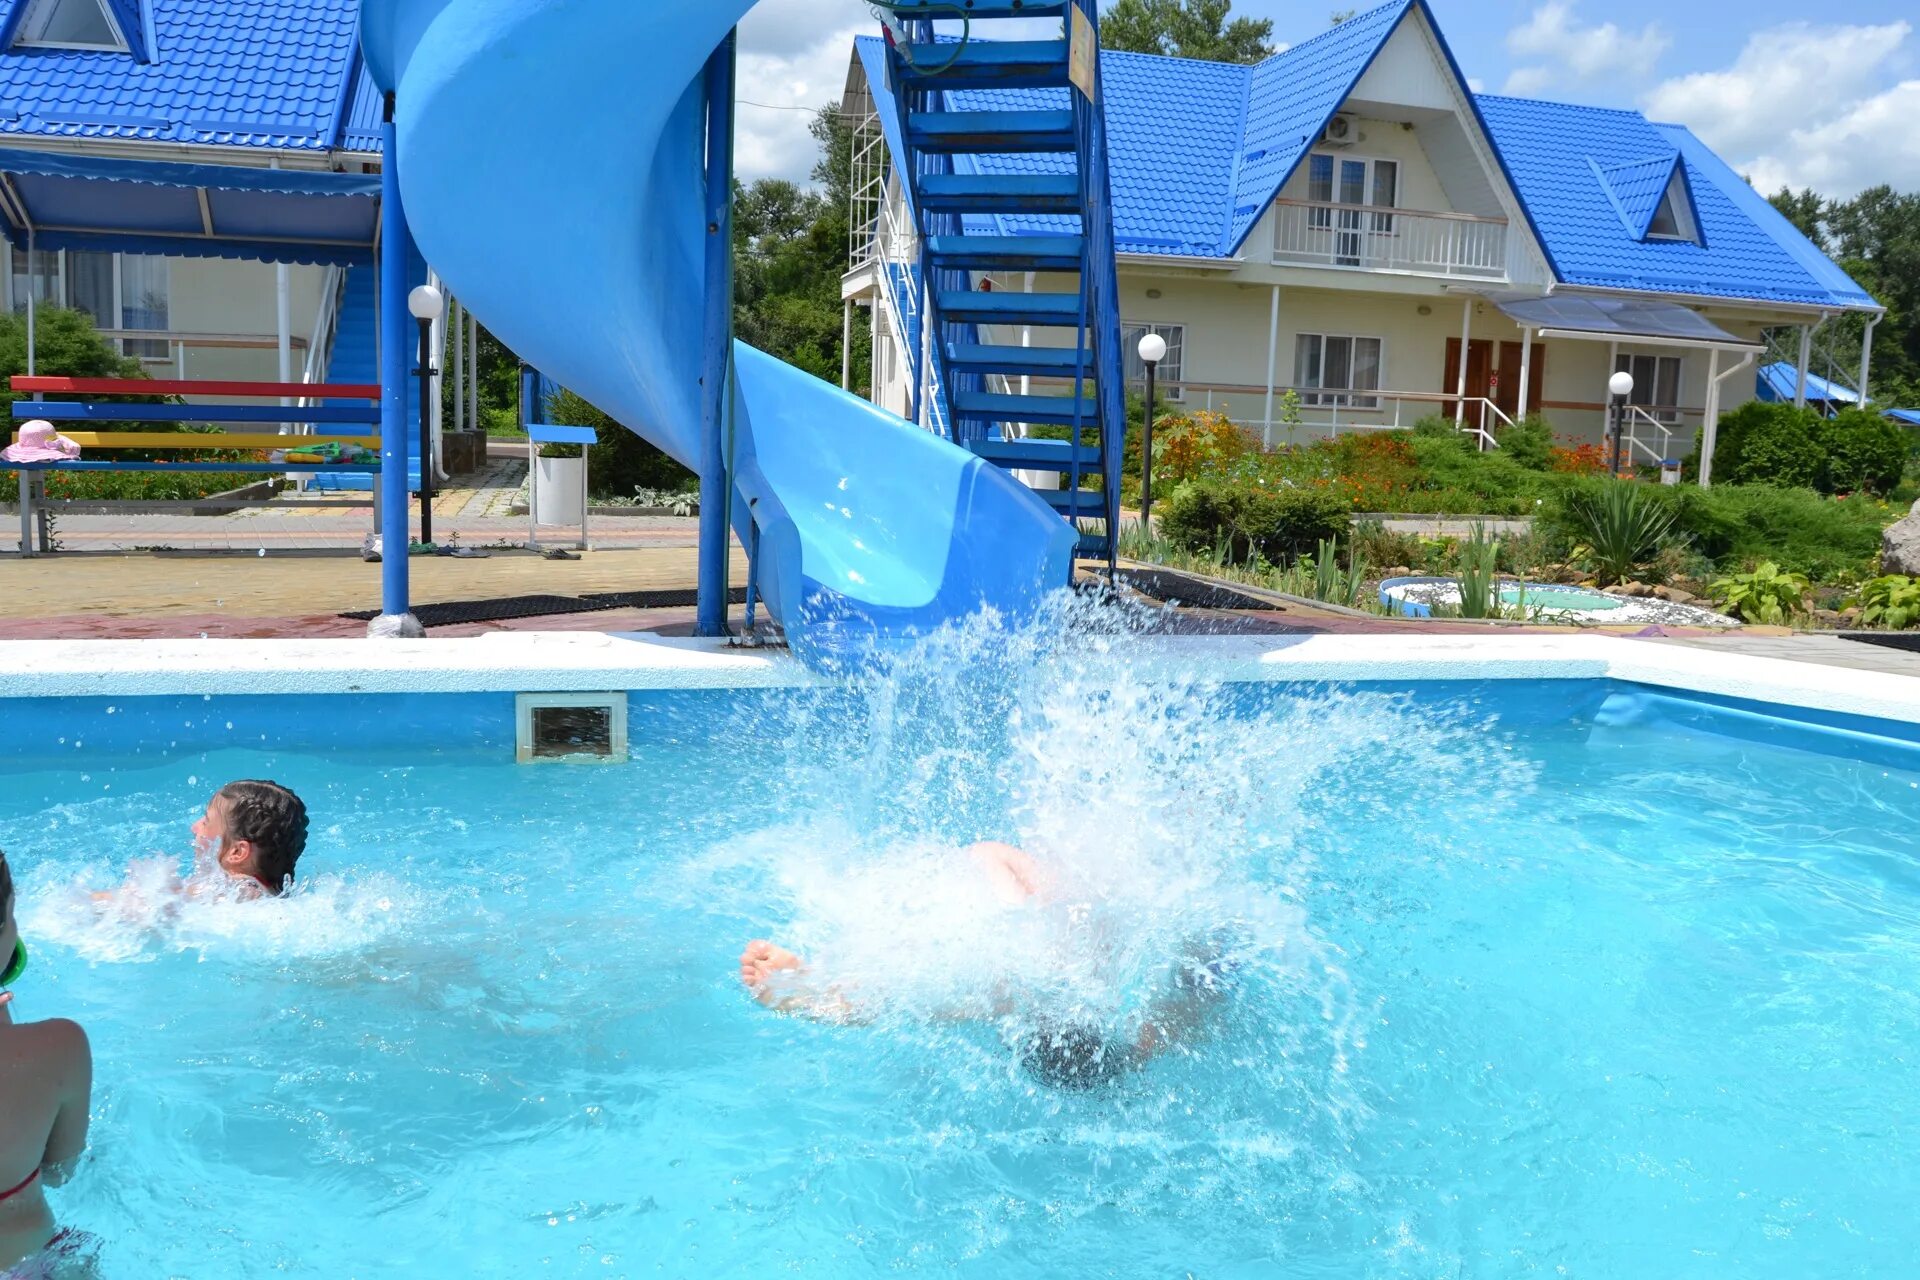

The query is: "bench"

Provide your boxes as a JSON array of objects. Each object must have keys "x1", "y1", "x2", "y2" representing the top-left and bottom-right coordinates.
[{"x1": 6, "y1": 376, "x2": 383, "y2": 555}]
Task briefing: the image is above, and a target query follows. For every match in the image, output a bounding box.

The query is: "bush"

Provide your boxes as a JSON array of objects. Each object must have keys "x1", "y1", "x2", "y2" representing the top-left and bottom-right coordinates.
[
  {"x1": 1149, "y1": 409, "x2": 1258, "y2": 487},
  {"x1": 545, "y1": 388, "x2": 694, "y2": 498},
  {"x1": 1709, "y1": 400, "x2": 1826, "y2": 489},
  {"x1": 1708, "y1": 562, "x2": 1810, "y2": 625},
  {"x1": 1159, "y1": 478, "x2": 1350, "y2": 566},
  {"x1": 1493, "y1": 416, "x2": 1556, "y2": 471},
  {"x1": 1815, "y1": 410, "x2": 1909, "y2": 495},
  {"x1": 1856, "y1": 576, "x2": 1920, "y2": 630}
]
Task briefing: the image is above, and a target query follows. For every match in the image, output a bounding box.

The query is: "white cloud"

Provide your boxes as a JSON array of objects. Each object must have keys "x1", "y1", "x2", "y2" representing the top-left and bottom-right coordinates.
[
  {"x1": 1642, "y1": 21, "x2": 1910, "y2": 175},
  {"x1": 735, "y1": 0, "x2": 869, "y2": 185},
  {"x1": 1502, "y1": 1, "x2": 1670, "y2": 95},
  {"x1": 1726, "y1": 79, "x2": 1920, "y2": 199}
]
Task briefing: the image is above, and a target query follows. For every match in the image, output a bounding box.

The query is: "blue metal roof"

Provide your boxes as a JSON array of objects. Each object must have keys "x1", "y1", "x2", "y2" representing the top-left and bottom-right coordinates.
[
  {"x1": 0, "y1": 0, "x2": 365, "y2": 151},
  {"x1": 1756, "y1": 361, "x2": 1859, "y2": 405},
  {"x1": 853, "y1": 0, "x2": 1875, "y2": 310},
  {"x1": 1886, "y1": 409, "x2": 1920, "y2": 427}
]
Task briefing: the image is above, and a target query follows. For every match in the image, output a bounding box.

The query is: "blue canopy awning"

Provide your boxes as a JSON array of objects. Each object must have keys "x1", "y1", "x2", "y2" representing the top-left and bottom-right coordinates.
[
  {"x1": 1886, "y1": 409, "x2": 1920, "y2": 427},
  {"x1": 0, "y1": 146, "x2": 380, "y2": 268},
  {"x1": 1756, "y1": 361, "x2": 1859, "y2": 405}
]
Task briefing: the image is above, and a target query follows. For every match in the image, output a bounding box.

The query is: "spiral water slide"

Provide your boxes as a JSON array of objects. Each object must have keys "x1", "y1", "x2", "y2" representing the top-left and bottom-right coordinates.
[{"x1": 358, "y1": 0, "x2": 1078, "y2": 659}]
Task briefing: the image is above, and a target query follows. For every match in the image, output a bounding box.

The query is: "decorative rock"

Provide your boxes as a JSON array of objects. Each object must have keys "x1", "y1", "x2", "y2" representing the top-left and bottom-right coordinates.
[
  {"x1": 1608, "y1": 581, "x2": 1658, "y2": 597},
  {"x1": 1651, "y1": 585, "x2": 1696, "y2": 604},
  {"x1": 1885, "y1": 499, "x2": 1920, "y2": 576}
]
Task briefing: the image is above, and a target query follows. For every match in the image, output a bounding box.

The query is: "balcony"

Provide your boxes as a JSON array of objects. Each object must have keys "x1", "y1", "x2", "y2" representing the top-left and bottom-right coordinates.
[{"x1": 1271, "y1": 199, "x2": 1508, "y2": 281}]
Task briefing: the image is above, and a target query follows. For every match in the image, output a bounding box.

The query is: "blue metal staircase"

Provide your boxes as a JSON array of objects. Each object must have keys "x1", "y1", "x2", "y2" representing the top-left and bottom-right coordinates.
[{"x1": 883, "y1": 0, "x2": 1128, "y2": 564}]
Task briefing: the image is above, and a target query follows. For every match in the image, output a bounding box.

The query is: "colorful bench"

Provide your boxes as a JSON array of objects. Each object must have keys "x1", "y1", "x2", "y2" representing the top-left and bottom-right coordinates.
[{"x1": 6, "y1": 376, "x2": 383, "y2": 555}]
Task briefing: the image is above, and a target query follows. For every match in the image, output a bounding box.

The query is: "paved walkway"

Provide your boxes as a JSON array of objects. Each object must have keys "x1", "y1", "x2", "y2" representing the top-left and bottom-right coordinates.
[{"x1": 1658, "y1": 632, "x2": 1920, "y2": 679}]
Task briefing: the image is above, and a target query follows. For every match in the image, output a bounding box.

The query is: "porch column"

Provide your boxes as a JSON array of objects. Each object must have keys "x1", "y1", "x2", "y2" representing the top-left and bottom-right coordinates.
[
  {"x1": 276, "y1": 263, "x2": 292, "y2": 413},
  {"x1": 19, "y1": 225, "x2": 33, "y2": 557},
  {"x1": 1453, "y1": 296, "x2": 1472, "y2": 425},
  {"x1": 1261, "y1": 285, "x2": 1280, "y2": 446},
  {"x1": 1516, "y1": 327, "x2": 1533, "y2": 423},
  {"x1": 467, "y1": 311, "x2": 478, "y2": 437},
  {"x1": 451, "y1": 298, "x2": 464, "y2": 434},
  {"x1": 1794, "y1": 323, "x2": 1812, "y2": 407},
  {"x1": 695, "y1": 30, "x2": 738, "y2": 638},
  {"x1": 1859, "y1": 314, "x2": 1880, "y2": 410},
  {"x1": 1699, "y1": 348, "x2": 1721, "y2": 487},
  {"x1": 840, "y1": 299, "x2": 852, "y2": 391}
]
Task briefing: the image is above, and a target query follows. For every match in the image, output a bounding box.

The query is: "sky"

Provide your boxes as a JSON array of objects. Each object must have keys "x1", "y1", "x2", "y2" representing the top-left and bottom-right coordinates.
[{"x1": 733, "y1": 0, "x2": 1920, "y2": 200}]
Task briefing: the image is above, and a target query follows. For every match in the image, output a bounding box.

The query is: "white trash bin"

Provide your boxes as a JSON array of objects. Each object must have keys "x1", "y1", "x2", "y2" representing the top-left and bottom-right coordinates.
[{"x1": 535, "y1": 454, "x2": 586, "y2": 525}]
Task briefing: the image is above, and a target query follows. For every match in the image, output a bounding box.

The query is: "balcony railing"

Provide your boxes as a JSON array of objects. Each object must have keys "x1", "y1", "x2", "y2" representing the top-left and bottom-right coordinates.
[{"x1": 1271, "y1": 200, "x2": 1508, "y2": 280}]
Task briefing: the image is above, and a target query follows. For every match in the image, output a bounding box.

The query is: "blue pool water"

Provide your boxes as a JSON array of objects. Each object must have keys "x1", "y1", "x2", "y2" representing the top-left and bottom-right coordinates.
[{"x1": 2, "y1": 637, "x2": 1918, "y2": 1276}]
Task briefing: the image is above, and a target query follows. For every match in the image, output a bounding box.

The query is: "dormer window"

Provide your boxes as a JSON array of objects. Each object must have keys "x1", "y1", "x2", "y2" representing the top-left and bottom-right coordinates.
[
  {"x1": 12, "y1": 0, "x2": 129, "y2": 52},
  {"x1": 1645, "y1": 168, "x2": 1700, "y2": 244}
]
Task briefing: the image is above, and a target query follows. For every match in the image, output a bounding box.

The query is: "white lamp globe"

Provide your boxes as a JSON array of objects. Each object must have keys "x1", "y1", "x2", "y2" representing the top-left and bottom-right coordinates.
[
  {"x1": 1608, "y1": 370, "x2": 1635, "y2": 398},
  {"x1": 407, "y1": 284, "x2": 445, "y2": 322},
  {"x1": 1137, "y1": 332, "x2": 1168, "y2": 365}
]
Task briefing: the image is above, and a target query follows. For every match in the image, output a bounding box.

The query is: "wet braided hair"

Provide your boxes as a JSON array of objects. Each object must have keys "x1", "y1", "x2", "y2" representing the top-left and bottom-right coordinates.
[{"x1": 216, "y1": 781, "x2": 310, "y2": 893}]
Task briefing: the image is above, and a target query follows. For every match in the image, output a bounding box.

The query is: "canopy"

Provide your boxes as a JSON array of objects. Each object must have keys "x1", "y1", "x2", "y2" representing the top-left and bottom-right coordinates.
[
  {"x1": 1886, "y1": 409, "x2": 1920, "y2": 427},
  {"x1": 1486, "y1": 292, "x2": 1764, "y2": 353},
  {"x1": 0, "y1": 146, "x2": 380, "y2": 267},
  {"x1": 1754, "y1": 361, "x2": 1859, "y2": 405}
]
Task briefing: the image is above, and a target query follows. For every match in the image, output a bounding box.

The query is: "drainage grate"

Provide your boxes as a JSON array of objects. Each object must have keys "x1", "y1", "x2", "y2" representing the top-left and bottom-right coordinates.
[
  {"x1": 342, "y1": 588, "x2": 747, "y2": 628},
  {"x1": 515, "y1": 693, "x2": 628, "y2": 763}
]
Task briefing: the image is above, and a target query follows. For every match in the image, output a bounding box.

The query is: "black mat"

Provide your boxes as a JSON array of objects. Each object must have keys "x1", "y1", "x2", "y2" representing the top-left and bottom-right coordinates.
[
  {"x1": 1109, "y1": 567, "x2": 1290, "y2": 613},
  {"x1": 1837, "y1": 630, "x2": 1920, "y2": 653},
  {"x1": 340, "y1": 587, "x2": 747, "y2": 628}
]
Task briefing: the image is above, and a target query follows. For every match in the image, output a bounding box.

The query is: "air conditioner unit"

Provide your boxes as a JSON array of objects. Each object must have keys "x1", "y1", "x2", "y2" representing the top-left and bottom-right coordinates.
[{"x1": 1322, "y1": 114, "x2": 1357, "y2": 147}]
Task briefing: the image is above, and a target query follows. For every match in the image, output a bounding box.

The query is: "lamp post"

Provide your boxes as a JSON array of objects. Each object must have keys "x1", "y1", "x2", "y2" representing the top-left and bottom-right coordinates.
[
  {"x1": 1607, "y1": 369, "x2": 1634, "y2": 478},
  {"x1": 408, "y1": 284, "x2": 445, "y2": 545},
  {"x1": 1137, "y1": 331, "x2": 1167, "y2": 531}
]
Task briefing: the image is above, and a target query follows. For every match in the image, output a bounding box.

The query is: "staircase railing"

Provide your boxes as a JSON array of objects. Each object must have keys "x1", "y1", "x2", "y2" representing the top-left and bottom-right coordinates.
[
  {"x1": 1622, "y1": 404, "x2": 1675, "y2": 466},
  {"x1": 870, "y1": 182, "x2": 948, "y2": 437},
  {"x1": 1071, "y1": 0, "x2": 1127, "y2": 551},
  {"x1": 293, "y1": 263, "x2": 346, "y2": 439}
]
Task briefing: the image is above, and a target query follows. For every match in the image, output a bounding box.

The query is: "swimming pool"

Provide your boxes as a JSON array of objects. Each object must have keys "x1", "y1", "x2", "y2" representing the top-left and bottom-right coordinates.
[{"x1": 3, "y1": 625, "x2": 1918, "y2": 1276}]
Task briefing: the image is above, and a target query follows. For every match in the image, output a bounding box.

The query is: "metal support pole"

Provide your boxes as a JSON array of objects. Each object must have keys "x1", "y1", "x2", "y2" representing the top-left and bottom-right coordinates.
[
  {"x1": 1608, "y1": 398, "x2": 1624, "y2": 477},
  {"x1": 695, "y1": 31, "x2": 738, "y2": 637},
  {"x1": 467, "y1": 310, "x2": 478, "y2": 436},
  {"x1": 276, "y1": 262, "x2": 292, "y2": 409},
  {"x1": 19, "y1": 226, "x2": 33, "y2": 556},
  {"x1": 1454, "y1": 296, "x2": 1472, "y2": 425},
  {"x1": 374, "y1": 102, "x2": 418, "y2": 633},
  {"x1": 1261, "y1": 284, "x2": 1279, "y2": 445},
  {"x1": 415, "y1": 317, "x2": 435, "y2": 546},
  {"x1": 521, "y1": 363, "x2": 538, "y2": 551},
  {"x1": 1141, "y1": 359, "x2": 1157, "y2": 530},
  {"x1": 451, "y1": 299, "x2": 464, "y2": 435}
]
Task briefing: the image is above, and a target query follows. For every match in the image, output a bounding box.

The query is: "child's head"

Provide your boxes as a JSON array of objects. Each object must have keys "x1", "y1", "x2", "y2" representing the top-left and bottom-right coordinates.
[{"x1": 194, "y1": 781, "x2": 309, "y2": 894}]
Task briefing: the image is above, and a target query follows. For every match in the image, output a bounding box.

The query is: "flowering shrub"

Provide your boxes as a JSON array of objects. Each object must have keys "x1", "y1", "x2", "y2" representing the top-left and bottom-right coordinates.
[{"x1": 1150, "y1": 410, "x2": 1259, "y2": 487}]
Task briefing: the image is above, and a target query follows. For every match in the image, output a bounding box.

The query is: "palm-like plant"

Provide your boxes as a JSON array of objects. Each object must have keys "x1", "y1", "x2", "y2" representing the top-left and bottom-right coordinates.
[{"x1": 1565, "y1": 482, "x2": 1677, "y2": 586}]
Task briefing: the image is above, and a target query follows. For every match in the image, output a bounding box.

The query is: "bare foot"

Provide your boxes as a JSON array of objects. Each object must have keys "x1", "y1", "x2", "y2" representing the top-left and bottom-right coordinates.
[{"x1": 739, "y1": 939, "x2": 804, "y2": 1007}]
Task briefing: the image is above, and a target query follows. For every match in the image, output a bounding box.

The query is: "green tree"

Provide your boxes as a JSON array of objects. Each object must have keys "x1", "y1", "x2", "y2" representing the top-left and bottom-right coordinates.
[{"x1": 1101, "y1": 0, "x2": 1275, "y2": 63}]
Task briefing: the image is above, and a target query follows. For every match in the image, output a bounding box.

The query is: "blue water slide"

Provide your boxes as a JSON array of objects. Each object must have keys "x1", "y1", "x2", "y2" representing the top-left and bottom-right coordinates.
[{"x1": 358, "y1": 0, "x2": 1077, "y2": 660}]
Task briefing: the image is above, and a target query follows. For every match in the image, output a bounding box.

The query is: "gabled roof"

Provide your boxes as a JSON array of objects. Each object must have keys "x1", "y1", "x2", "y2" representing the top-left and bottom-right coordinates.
[
  {"x1": 1477, "y1": 97, "x2": 1876, "y2": 309},
  {"x1": 0, "y1": 0, "x2": 367, "y2": 152},
  {"x1": 1593, "y1": 153, "x2": 1682, "y2": 241}
]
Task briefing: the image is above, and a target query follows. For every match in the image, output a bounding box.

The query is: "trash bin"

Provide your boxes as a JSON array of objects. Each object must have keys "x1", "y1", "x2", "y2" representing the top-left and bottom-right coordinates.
[
  {"x1": 1660, "y1": 458, "x2": 1682, "y2": 486},
  {"x1": 535, "y1": 454, "x2": 586, "y2": 524}
]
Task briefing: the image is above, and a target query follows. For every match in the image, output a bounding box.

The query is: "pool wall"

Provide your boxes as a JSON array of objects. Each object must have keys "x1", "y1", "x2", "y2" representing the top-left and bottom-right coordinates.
[{"x1": 1, "y1": 633, "x2": 1919, "y2": 767}]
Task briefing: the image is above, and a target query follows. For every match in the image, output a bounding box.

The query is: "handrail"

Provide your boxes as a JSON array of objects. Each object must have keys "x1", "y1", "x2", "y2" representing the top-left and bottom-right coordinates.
[
  {"x1": 91, "y1": 329, "x2": 309, "y2": 351},
  {"x1": 1622, "y1": 404, "x2": 1676, "y2": 465},
  {"x1": 1073, "y1": 0, "x2": 1127, "y2": 551},
  {"x1": 1272, "y1": 197, "x2": 1508, "y2": 226}
]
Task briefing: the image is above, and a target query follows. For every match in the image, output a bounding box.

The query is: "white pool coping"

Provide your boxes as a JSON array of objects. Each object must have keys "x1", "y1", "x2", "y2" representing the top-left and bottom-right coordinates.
[{"x1": 0, "y1": 631, "x2": 1917, "y2": 727}]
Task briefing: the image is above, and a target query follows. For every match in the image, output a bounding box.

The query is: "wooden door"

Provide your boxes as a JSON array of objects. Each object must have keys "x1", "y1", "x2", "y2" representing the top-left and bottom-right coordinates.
[
  {"x1": 1493, "y1": 341, "x2": 1546, "y2": 422},
  {"x1": 1443, "y1": 337, "x2": 1492, "y2": 418}
]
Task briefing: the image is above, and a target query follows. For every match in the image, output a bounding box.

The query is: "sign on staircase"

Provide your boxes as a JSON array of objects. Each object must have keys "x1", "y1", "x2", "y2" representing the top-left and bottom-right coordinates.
[{"x1": 1069, "y1": 6, "x2": 1097, "y2": 103}]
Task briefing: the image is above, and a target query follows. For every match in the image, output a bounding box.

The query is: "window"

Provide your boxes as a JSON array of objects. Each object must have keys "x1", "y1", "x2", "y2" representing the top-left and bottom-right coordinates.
[
  {"x1": 13, "y1": 0, "x2": 128, "y2": 51},
  {"x1": 1645, "y1": 169, "x2": 1699, "y2": 244},
  {"x1": 6, "y1": 247, "x2": 170, "y2": 359},
  {"x1": 1123, "y1": 322, "x2": 1184, "y2": 401},
  {"x1": 1613, "y1": 353, "x2": 1683, "y2": 423},
  {"x1": 1305, "y1": 153, "x2": 1398, "y2": 262},
  {"x1": 1295, "y1": 333, "x2": 1383, "y2": 409}
]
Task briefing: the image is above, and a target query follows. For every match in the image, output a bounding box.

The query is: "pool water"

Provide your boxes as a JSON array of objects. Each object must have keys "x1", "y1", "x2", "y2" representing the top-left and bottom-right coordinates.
[
  {"x1": 3, "y1": 629, "x2": 1919, "y2": 1276},
  {"x1": 1498, "y1": 584, "x2": 1628, "y2": 611}
]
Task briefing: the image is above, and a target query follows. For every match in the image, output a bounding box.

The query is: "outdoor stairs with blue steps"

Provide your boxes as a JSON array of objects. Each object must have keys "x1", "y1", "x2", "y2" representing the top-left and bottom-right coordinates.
[
  {"x1": 313, "y1": 255, "x2": 427, "y2": 494},
  {"x1": 884, "y1": 0, "x2": 1128, "y2": 564}
]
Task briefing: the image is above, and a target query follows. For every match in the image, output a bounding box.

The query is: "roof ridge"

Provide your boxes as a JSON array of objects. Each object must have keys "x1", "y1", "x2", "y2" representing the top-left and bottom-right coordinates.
[
  {"x1": 1257, "y1": 0, "x2": 1412, "y2": 67},
  {"x1": 1477, "y1": 92, "x2": 1651, "y2": 120}
]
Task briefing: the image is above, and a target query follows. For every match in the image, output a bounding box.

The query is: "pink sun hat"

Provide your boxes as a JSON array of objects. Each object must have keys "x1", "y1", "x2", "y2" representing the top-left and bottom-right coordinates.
[{"x1": 2, "y1": 420, "x2": 81, "y2": 464}]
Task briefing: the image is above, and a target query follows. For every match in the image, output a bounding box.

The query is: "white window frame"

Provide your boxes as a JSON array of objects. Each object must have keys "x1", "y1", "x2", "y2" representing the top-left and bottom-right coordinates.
[
  {"x1": 1613, "y1": 352, "x2": 1685, "y2": 424},
  {"x1": 1645, "y1": 170, "x2": 1700, "y2": 244},
  {"x1": 1305, "y1": 152, "x2": 1400, "y2": 227},
  {"x1": 1122, "y1": 321, "x2": 1185, "y2": 402},
  {"x1": 13, "y1": 0, "x2": 129, "y2": 52},
  {"x1": 4, "y1": 246, "x2": 171, "y2": 360},
  {"x1": 1295, "y1": 332, "x2": 1386, "y2": 410}
]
